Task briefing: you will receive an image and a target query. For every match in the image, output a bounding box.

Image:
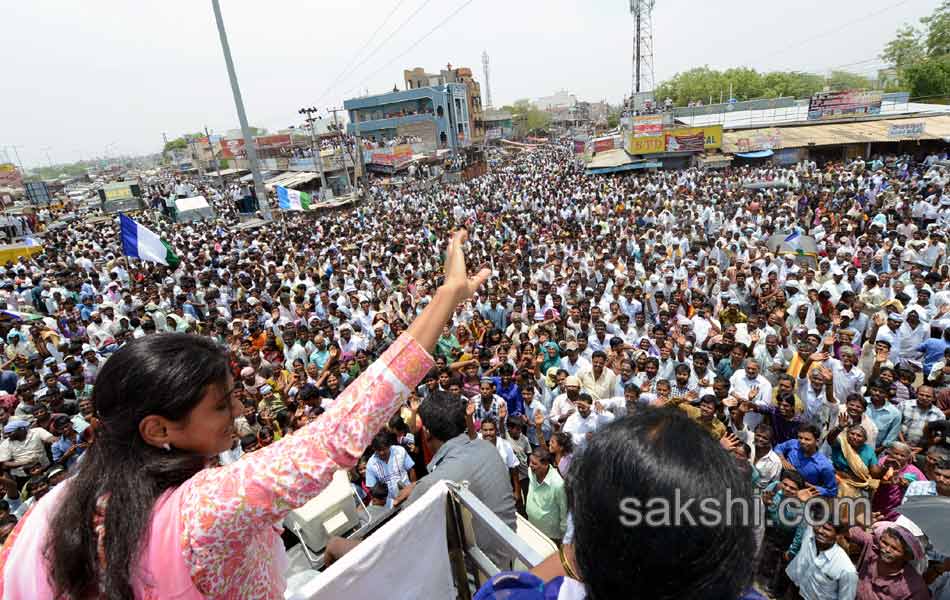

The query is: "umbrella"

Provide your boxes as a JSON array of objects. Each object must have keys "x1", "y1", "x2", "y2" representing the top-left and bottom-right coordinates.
[{"x1": 896, "y1": 496, "x2": 950, "y2": 556}]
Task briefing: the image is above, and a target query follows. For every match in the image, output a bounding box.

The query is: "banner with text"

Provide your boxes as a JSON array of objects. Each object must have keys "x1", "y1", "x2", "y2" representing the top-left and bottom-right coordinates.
[
  {"x1": 888, "y1": 122, "x2": 926, "y2": 139},
  {"x1": 370, "y1": 144, "x2": 413, "y2": 168},
  {"x1": 807, "y1": 90, "x2": 882, "y2": 121},
  {"x1": 736, "y1": 128, "x2": 782, "y2": 152},
  {"x1": 632, "y1": 114, "x2": 666, "y2": 137},
  {"x1": 627, "y1": 125, "x2": 722, "y2": 155}
]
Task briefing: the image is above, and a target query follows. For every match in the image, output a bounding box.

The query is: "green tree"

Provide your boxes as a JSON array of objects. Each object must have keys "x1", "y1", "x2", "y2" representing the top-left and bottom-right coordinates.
[
  {"x1": 881, "y1": 25, "x2": 925, "y2": 70},
  {"x1": 505, "y1": 100, "x2": 551, "y2": 136},
  {"x1": 922, "y1": 0, "x2": 950, "y2": 57},
  {"x1": 826, "y1": 70, "x2": 872, "y2": 91},
  {"x1": 163, "y1": 137, "x2": 188, "y2": 154},
  {"x1": 903, "y1": 54, "x2": 950, "y2": 99}
]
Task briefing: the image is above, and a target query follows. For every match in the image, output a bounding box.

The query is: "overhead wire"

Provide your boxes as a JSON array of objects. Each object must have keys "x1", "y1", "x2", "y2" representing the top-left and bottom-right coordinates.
[
  {"x1": 315, "y1": 0, "x2": 436, "y2": 104},
  {"x1": 349, "y1": 0, "x2": 477, "y2": 95},
  {"x1": 313, "y1": 0, "x2": 406, "y2": 105}
]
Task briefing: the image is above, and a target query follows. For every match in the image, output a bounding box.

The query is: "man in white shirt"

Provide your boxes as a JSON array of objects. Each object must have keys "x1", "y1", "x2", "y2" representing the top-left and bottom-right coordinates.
[
  {"x1": 577, "y1": 350, "x2": 617, "y2": 401},
  {"x1": 729, "y1": 360, "x2": 773, "y2": 429},
  {"x1": 0, "y1": 420, "x2": 54, "y2": 478},
  {"x1": 478, "y1": 417, "x2": 522, "y2": 507},
  {"x1": 562, "y1": 393, "x2": 614, "y2": 450},
  {"x1": 558, "y1": 342, "x2": 590, "y2": 376},
  {"x1": 786, "y1": 519, "x2": 858, "y2": 600}
]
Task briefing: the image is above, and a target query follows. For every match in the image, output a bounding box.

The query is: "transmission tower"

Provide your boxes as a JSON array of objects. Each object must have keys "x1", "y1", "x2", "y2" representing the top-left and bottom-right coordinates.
[
  {"x1": 630, "y1": 0, "x2": 655, "y2": 97},
  {"x1": 482, "y1": 50, "x2": 493, "y2": 110}
]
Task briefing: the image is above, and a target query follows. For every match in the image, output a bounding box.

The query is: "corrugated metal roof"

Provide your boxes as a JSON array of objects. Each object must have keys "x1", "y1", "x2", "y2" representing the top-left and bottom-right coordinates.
[
  {"x1": 721, "y1": 115, "x2": 950, "y2": 153},
  {"x1": 264, "y1": 171, "x2": 320, "y2": 190},
  {"x1": 677, "y1": 99, "x2": 950, "y2": 130}
]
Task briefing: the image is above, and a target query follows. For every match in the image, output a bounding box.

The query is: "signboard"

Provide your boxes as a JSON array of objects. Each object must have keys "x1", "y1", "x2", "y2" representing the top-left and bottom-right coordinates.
[
  {"x1": 736, "y1": 128, "x2": 782, "y2": 152},
  {"x1": 626, "y1": 125, "x2": 722, "y2": 155},
  {"x1": 807, "y1": 90, "x2": 882, "y2": 121},
  {"x1": 219, "y1": 138, "x2": 246, "y2": 159},
  {"x1": 0, "y1": 164, "x2": 21, "y2": 188},
  {"x1": 24, "y1": 181, "x2": 51, "y2": 206},
  {"x1": 633, "y1": 115, "x2": 665, "y2": 137},
  {"x1": 255, "y1": 134, "x2": 292, "y2": 149},
  {"x1": 370, "y1": 145, "x2": 413, "y2": 168},
  {"x1": 487, "y1": 128, "x2": 503, "y2": 140},
  {"x1": 665, "y1": 130, "x2": 705, "y2": 152},
  {"x1": 888, "y1": 122, "x2": 925, "y2": 139},
  {"x1": 592, "y1": 137, "x2": 616, "y2": 153}
]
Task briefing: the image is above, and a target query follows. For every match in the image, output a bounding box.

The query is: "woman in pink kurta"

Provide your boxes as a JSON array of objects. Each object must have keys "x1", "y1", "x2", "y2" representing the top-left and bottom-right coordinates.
[{"x1": 0, "y1": 230, "x2": 488, "y2": 599}]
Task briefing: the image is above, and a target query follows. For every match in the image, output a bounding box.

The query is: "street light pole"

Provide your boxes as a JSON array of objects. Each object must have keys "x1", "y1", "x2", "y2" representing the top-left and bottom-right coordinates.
[
  {"x1": 211, "y1": 0, "x2": 271, "y2": 220},
  {"x1": 299, "y1": 107, "x2": 328, "y2": 198}
]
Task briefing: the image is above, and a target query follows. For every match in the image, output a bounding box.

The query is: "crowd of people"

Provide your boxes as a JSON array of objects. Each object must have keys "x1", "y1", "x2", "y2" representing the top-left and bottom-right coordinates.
[{"x1": 1, "y1": 139, "x2": 950, "y2": 599}]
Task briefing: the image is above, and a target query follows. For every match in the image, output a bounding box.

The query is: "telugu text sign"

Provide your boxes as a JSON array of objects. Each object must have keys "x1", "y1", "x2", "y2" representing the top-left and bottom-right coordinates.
[
  {"x1": 626, "y1": 125, "x2": 722, "y2": 155},
  {"x1": 888, "y1": 122, "x2": 925, "y2": 138},
  {"x1": 633, "y1": 115, "x2": 665, "y2": 138}
]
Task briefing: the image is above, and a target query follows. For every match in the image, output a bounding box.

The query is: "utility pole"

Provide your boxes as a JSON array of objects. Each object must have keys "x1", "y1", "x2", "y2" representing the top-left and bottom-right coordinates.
[
  {"x1": 299, "y1": 107, "x2": 329, "y2": 198},
  {"x1": 206, "y1": 126, "x2": 225, "y2": 191},
  {"x1": 353, "y1": 111, "x2": 367, "y2": 194},
  {"x1": 211, "y1": 0, "x2": 271, "y2": 219},
  {"x1": 327, "y1": 107, "x2": 353, "y2": 193},
  {"x1": 162, "y1": 132, "x2": 169, "y2": 165}
]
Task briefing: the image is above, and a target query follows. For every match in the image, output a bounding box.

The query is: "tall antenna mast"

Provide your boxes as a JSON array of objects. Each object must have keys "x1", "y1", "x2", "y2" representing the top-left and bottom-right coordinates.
[
  {"x1": 482, "y1": 50, "x2": 493, "y2": 110},
  {"x1": 629, "y1": 0, "x2": 655, "y2": 99}
]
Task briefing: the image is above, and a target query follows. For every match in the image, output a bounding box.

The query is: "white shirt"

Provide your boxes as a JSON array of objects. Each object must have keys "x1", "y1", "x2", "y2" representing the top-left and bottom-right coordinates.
[
  {"x1": 478, "y1": 434, "x2": 519, "y2": 469},
  {"x1": 559, "y1": 355, "x2": 591, "y2": 376},
  {"x1": 785, "y1": 526, "x2": 858, "y2": 600},
  {"x1": 562, "y1": 410, "x2": 614, "y2": 449},
  {"x1": 0, "y1": 428, "x2": 54, "y2": 477},
  {"x1": 729, "y1": 370, "x2": 773, "y2": 429}
]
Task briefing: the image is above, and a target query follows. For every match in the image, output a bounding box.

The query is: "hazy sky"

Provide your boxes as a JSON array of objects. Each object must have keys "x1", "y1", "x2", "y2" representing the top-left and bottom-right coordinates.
[{"x1": 0, "y1": 0, "x2": 938, "y2": 168}]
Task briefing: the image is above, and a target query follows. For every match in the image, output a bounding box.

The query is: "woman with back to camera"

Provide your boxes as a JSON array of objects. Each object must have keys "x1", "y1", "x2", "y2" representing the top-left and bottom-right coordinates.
[
  {"x1": 475, "y1": 407, "x2": 760, "y2": 600},
  {"x1": 0, "y1": 230, "x2": 488, "y2": 599}
]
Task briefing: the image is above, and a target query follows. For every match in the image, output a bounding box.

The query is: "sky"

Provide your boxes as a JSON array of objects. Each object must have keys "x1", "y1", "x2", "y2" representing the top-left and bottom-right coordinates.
[{"x1": 0, "y1": 0, "x2": 939, "y2": 168}]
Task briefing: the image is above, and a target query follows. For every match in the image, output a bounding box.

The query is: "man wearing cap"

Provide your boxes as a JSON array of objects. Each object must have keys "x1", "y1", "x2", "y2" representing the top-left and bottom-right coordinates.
[
  {"x1": 0, "y1": 419, "x2": 54, "y2": 483},
  {"x1": 558, "y1": 341, "x2": 590, "y2": 377},
  {"x1": 51, "y1": 415, "x2": 87, "y2": 470}
]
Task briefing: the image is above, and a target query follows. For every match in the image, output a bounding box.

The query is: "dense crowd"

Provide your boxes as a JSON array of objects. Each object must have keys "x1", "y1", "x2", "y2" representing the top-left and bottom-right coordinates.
[{"x1": 2, "y1": 141, "x2": 950, "y2": 599}]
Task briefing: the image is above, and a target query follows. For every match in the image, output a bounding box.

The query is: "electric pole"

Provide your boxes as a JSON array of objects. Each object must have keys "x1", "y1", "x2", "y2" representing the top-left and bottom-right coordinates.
[
  {"x1": 327, "y1": 107, "x2": 353, "y2": 193},
  {"x1": 211, "y1": 0, "x2": 271, "y2": 219},
  {"x1": 206, "y1": 126, "x2": 225, "y2": 191},
  {"x1": 299, "y1": 107, "x2": 329, "y2": 198}
]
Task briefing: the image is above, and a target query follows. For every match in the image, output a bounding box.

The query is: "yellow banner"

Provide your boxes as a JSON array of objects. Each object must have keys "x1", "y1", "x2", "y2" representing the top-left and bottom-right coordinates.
[
  {"x1": 626, "y1": 125, "x2": 722, "y2": 154},
  {"x1": 104, "y1": 186, "x2": 132, "y2": 201}
]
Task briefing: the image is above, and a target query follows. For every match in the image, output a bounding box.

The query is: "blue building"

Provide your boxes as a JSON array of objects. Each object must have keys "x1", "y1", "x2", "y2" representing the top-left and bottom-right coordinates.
[{"x1": 344, "y1": 83, "x2": 470, "y2": 151}]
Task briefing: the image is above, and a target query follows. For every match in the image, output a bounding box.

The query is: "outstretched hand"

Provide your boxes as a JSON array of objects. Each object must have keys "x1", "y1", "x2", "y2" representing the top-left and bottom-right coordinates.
[{"x1": 443, "y1": 229, "x2": 491, "y2": 305}]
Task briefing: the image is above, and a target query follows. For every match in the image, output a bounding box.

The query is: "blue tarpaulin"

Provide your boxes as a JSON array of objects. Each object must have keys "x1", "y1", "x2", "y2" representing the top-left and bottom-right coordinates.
[{"x1": 735, "y1": 149, "x2": 774, "y2": 158}]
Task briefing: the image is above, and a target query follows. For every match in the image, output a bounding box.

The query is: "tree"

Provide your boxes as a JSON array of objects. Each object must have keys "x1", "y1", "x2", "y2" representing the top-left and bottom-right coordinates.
[
  {"x1": 881, "y1": 25, "x2": 925, "y2": 71},
  {"x1": 505, "y1": 100, "x2": 551, "y2": 136},
  {"x1": 922, "y1": 0, "x2": 950, "y2": 57},
  {"x1": 163, "y1": 138, "x2": 188, "y2": 154},
  {"x1": 903, "y1": 54, "x2": 950, "y2": 99},
  {"x1": 826, "y1": 70, "x2": 872, "y2": 91},
  {"x1": 653, "y1": 66, "x2": 862, "y2": 106},
  {"x1": 881, "y1": 1, "x2": 950, "y2": 96}
]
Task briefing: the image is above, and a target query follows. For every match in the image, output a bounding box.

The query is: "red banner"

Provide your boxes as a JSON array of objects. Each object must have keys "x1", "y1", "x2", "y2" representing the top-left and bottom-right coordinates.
[
  {"x1": 219, "y1": 138, "x2": 246, "y2": 159},
  {"x1": 255, "y1": 134, "x2": 291, "y2": 149}
]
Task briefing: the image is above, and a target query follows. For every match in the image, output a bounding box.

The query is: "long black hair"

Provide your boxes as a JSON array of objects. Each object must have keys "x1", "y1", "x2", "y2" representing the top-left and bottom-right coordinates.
[
  {"x1": 568, "y1": 408, "x2": 755, "y2": 600},
  {"x1": 45, "y1": 333, "x2": 230, "y2": 600}
]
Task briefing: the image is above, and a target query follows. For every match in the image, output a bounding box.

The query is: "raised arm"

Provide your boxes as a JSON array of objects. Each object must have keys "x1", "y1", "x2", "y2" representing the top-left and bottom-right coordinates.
[{"x1": 178, "y1": 230, "x2": 489, "y2": 591}]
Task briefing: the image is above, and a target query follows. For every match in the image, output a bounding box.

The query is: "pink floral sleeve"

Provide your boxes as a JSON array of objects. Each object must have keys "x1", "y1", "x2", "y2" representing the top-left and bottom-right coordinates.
[{"x1": 178, "y1": 333, "x2": 433, "y2": 594}]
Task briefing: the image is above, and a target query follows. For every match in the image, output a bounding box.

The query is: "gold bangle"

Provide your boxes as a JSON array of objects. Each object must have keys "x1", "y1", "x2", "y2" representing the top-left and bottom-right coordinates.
[{"x1": 559, "y1": 545, "x2": 578, "y2": 580}]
